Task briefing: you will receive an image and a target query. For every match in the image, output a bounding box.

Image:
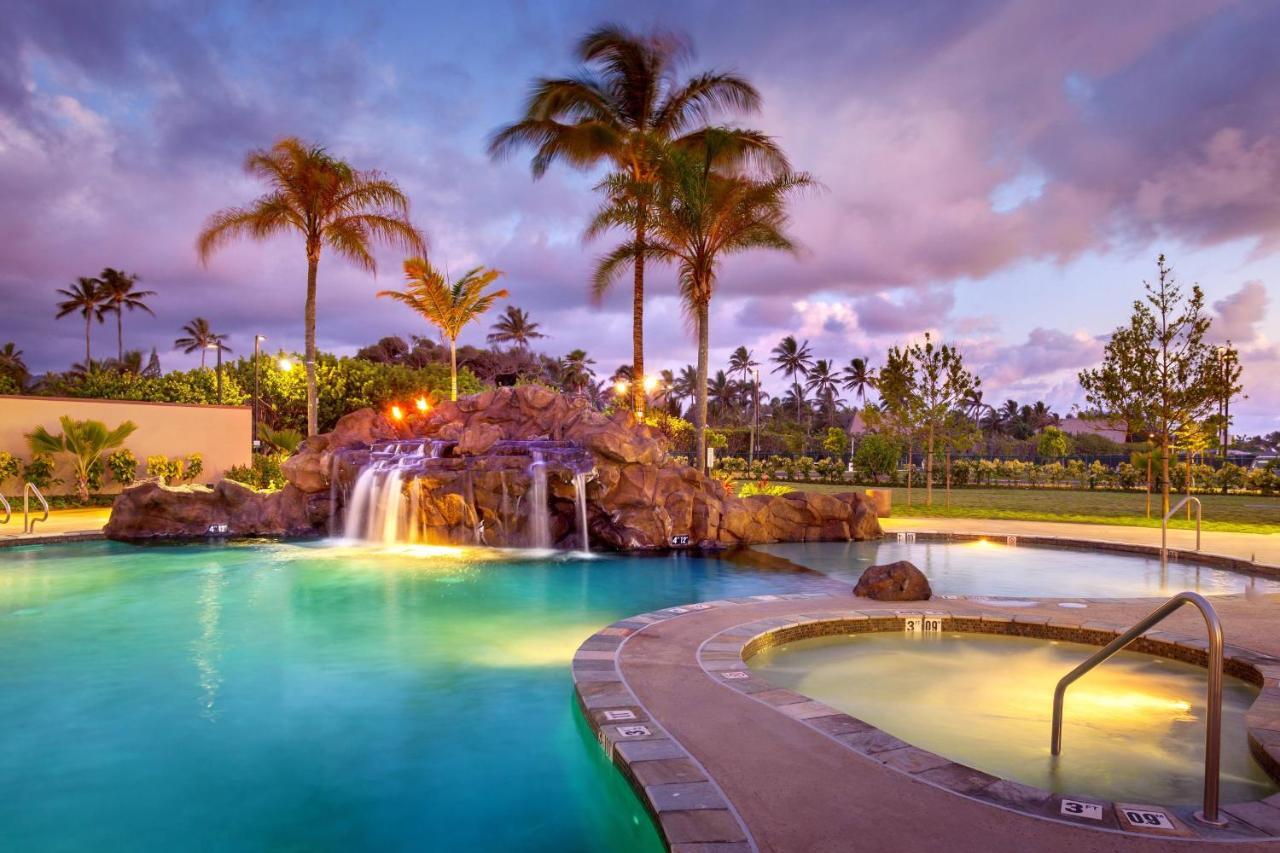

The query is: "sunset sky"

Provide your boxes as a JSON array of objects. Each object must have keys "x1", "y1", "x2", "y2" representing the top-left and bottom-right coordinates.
[{"x1": 2, "y1": 1, "x2": 1278, "y2": 431}]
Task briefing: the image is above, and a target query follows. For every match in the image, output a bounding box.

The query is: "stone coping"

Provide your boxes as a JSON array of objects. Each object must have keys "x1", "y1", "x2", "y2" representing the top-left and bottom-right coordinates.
[
  {"x1": 895, "y1": 529, "x2": 1280, "y2": 579},
  {"x1": 574, "y1": 593, "x2": 1280, "y2": 850},
  {"x1": 0, "y1": 531, "x2": 106, "y2": 548}
]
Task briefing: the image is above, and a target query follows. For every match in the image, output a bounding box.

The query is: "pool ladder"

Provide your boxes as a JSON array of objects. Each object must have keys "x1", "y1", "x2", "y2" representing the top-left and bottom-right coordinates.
[
  {"x1": 1050, "y1": 591, "x2": 1225, "y2": 826},
  {"x1": 1160, "y1": 495, "x2": 1202, "y2": 566},
  {"x1": 22, "y1": 482, "x2": 48, "y2": 534}
]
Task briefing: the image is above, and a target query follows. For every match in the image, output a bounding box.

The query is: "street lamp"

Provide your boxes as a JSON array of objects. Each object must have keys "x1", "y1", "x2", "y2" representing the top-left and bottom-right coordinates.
[
  {"x1": 205, "y1": 342, "x2": 223, "y2": 405},
  {"x1": 253, "y1": 335, "x2": 266, "y2": 448}
]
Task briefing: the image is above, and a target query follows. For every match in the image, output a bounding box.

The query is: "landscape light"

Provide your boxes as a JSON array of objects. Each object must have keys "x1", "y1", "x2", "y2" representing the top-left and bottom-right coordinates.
[
  {"x1": 391, "y1": 405, "x2": 404, "y2": 421},
  {"x1": 613, "y1": 379, "x2": 629, "y2": 395},
  {"x1": 278, "y1": 357, "x2": 294, "y2": 372},
  {"x1": 642, "y1": 375, "x2": 659, "y2": 393},
  {"x1": 416, "y1": 397, "x2": 429, "y2": 413}
]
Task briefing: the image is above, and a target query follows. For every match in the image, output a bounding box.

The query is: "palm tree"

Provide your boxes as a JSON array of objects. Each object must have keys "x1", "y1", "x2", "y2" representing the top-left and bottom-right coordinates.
[
  {"x1": 805, "y1": 359, "x2": 841, "y2": 424},
  {"x1": 55, "y1": 277, "x2": 106, "y2": 366},
  {"x1": 728, "y1": 346, "x2": 758, "y2": 384},
  {"x1": 175, "y1": 318, "x2": 231, "y2": 368},
  {"x1": 490, "y1": 25, "x2": 775, "y2": 417},
  {"x1": 27, "y1": 416, "x2": 137, "y2": 502},
  {"x1": 558, "y1": 349, "x2": 597, "y2": 391},
  {"x1": 840, "y1": 358, "x2": 877, "y2": 405},
  {"x1": 590, "y1": 132, "x2": 811, "y2": 471},
  {"x1": 707, "y1": 370, "x2": 740, "y2": 424},
  {"x1": 671, "y1": 364, "x2": 698, "y2": 415},
  {"x1": 486, "y1": 305, "x2": 545, "y2": 349},
  {"x1": 198, "y1": 137, "x2": 426, "y2": 435},
  {"x1": 378, "y1": 257, "x2": 508, "y2": 400},
  {"x1": 781, "y1": 381, "x2": 811, "y2": 423},
  {"x1": 0, "y1": 342, "x2": 28, "y2": 390},
  {"x1": 95, "y1": 268, "x2": 156, "y2": 361},
  {"x1": 771, "y1": 335, "x2": 813, "y2": 419}
]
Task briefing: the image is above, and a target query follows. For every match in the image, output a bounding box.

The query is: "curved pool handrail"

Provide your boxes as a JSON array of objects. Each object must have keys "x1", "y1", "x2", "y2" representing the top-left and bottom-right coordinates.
[
  {"x1": 23, "y1": 482, "x2": 49, "y2": 534},
  {"x1": 0, "y1": 492, "x2": 9, "y2": 526},
  {"x1": 1050, "y1": 591, "x2": 1224, "y2": 827},
  {"x1": 1161, "y1": 495, "x2": 1202, "y2": 565}
]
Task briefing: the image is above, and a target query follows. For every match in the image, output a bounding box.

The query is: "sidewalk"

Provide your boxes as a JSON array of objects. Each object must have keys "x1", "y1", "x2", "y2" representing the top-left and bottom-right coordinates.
[{"x1": 881, "y1": 516, "x2": 1280, "y2": 568}]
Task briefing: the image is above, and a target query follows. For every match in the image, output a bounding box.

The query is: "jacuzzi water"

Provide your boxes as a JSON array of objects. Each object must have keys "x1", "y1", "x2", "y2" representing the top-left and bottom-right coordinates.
[
  {"x1": 0, "y1": 540, "x2": 835, "y2": 852},
  {"x1": 749, "y1": 632, "x2": 1279, "y2": 806},
  {"x1": 759, "y1": 539, "x2": 1280, "y2": 598}
]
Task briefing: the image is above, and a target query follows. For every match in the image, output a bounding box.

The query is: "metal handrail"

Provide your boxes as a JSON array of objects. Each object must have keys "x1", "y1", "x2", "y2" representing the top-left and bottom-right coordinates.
[
  {"x1": 1050, "y1": 591, "x2": 1225, "y2": 827},
  {"x1": 23, "y1": 482, "x2": 49, "y2": 534},
  {"x1": 0, "y1": 492, "x2": 9, "y2": 525},
  {"x1": 1161, "y1": 495, "x2": 1201, "y2": 565}
]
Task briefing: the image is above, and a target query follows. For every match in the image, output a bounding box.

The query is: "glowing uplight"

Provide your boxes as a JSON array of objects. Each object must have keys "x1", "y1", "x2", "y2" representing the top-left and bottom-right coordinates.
[
  {"x1": 415, "y1": 397, "x2": 429, "y2": 413},
  {"x1": 278, "y1": 357, "x2": 294, "y2": 372},
  {"x1": 613, "y1": 379, "x2": 629, "y2": 395},
  {"x1": 390, "y1": 405, "x2": 404, "y2": 421},
  {"x1": 642, "y1": 374, "x2": 659, "y2": 393}
]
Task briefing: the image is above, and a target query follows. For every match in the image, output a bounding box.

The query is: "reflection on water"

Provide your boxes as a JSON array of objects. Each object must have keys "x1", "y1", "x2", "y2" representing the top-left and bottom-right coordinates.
[
  {"x1": 192, "y1": 565, "x2": 225, "y2": 721},
  {"x1": 750, "y1": 632, "x2": 1278, "y2": 805},
  {"x1": 758, "y1": 539, "x2": 1280, "y2": 598}
]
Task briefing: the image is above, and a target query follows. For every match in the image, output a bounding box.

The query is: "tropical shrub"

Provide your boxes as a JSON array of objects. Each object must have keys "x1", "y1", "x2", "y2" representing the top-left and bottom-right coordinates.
[
  {"x1": 821, "y1": 427, "x2": 850, "y2": 457},
  {"x1": 1036, "y1": 427, "x2": 1072, "y2": 459},
  {"x1": 224, "y1": 453, "x2": 286, "y2": 491},
  {"x1": 738, "y1": 479, "x2": 791, "y2": 497},
  {"x1": 184, "y1": 453, "x2": 204, "y2": 482},
  {"x1": 26, "y1": 417, "x2": 138, "y2": 502},
  {"x1": 815, "y1": 456, "x2": 845, "y2": 482},
  {"x1": 106, "y1": 449, "x2": 139, "y2": 487},
  {"x1": 22, "y1": 454, "x2": 57, "y2": 490},
  {"x1": 0, "y1": 451, "x2": 20, "y2": 490},
  {"x1": 853, "y1": 435, "x2": 899, "y2": 483},
  {"x1": 643, "y1": 411, "x2": 693, "y2": 446},
  {"x1": 146, "y1": 455, "x2": 181, "y2": 484}
]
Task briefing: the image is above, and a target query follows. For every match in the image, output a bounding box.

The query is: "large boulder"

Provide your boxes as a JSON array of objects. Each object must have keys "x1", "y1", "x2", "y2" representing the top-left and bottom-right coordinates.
[
  {"x1": 853, "y1": 560, "x2": 932, "y2": 601},
  {"x1": 105, "y1": 479, "x2": 322, "y2": 540}
]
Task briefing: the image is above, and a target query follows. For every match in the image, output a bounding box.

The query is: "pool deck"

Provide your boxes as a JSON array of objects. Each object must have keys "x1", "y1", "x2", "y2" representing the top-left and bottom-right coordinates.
[
  {"x1": 580, "y1": 589, "x2": 1280, "y2": 852},
  {"x1": 0, "y1": 507, "x2": 109, "y2": 545}
]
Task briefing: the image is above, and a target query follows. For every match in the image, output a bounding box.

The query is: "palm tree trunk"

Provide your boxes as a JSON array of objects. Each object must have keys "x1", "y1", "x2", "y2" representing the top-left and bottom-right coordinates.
[
  {"x1": 695, "y1": 299, "x2": 710, "y2": 475},
  {"x1": 117, "y1": 309, "x2": 123, "y2": 362},
  {"x1": 305, "y1": 252, "x2": 320, "y2": 437},
  {"x1": 449, "y1": 338, "x2": 458, "y2": 401},
  {"x1": 201, "y1": 348, "x2": 207, "y2": 369},
  {"x1": 631, "y1": 213, "x2": 646, "y2": 418},
  {"x1": 84, "y1": 313, "x2": 91, "y2": 367}
]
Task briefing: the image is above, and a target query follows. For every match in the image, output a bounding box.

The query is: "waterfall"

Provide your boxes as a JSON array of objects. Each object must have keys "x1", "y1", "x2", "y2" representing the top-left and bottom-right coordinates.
[
  {"x1": 528, "y1": 451, "x2": 551, "y2": 549},
  {"x1": 335, "y1": 437, "x2": 593, "y2": 549},
  {"x1": 573, "y1": 472, "x2": 590, "y2": 553}
]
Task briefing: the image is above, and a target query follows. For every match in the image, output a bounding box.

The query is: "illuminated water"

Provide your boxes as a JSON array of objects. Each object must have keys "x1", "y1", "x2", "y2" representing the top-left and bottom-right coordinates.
[
  {"x1": 750, "y1": 632, "x2": 1278, "y2": 805},
  {"x1": 759, "y1": 540, "x2": 1280, "y2": 598},
  {"x1": 0, "y1": 540, "x2": 835, "y2": 852}
]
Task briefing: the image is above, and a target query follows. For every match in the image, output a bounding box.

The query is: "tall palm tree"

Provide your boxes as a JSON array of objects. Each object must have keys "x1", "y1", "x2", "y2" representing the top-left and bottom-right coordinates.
[
  {"x1": 0, "y1": 342, "x2": 28, "y2": 390},
  {"x1": 771, "y1": 335, "x2": 813, "y2": 419},
  {"x1": 707, "y1": 370, "x2": 740, "y2": 424},
  {"x1": 840, "y1": 357, "x2": 877, "y2": 405},
  {"x1": 198, "y1": 137, "x2": 426, "y2": 435},
  {"x1": 175, "y1": 318, "x2": 231, "y2": 368},
  {"x1": 490, "y1": 25, "x2": 775, "y2": 417},
  {"x1": 781, "y1": 381, "x2": 811, "y2": 423},
  {"x1": 95, "y1": 268, "x2": 156, "y2": 361},
  {"x1": 378, "y1": 257, "x2": 508, "y2": 400},
  {"x1": 55, "y1": 277, "x2": 106, "y2": 366},
  {"x1": 591, "y1": 132, "x2": 811, "y2": 472},
  {"x1": 728, "y1": 346, "x2": 758, "y2": 384},
  {"x1": 558, "y1": 348, "x2": 597, "y2": 391},
  {"x1": 805, "y1": 358, "x2": 841, "y2": 425},
  {"x1": 671, "y1": 364, "x2": 698, "y2": 415},
  {"x1": 486, "y1": 305, "x2": 545, "y2": 349}
]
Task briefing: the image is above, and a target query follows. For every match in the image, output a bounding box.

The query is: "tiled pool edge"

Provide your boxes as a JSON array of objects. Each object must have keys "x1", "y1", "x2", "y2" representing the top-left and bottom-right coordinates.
[
  {"x1": 571, "y1": 592, "x2": 838, "y2": 853},
  {"x1": 700, "y1": 607, "x2": 1280, "y2": 844}
]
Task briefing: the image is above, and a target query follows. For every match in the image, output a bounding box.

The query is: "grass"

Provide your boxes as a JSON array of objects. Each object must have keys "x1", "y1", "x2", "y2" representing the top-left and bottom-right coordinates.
[{"x1": 762, "y1": 483, "x2": 1280, "y2": 535}]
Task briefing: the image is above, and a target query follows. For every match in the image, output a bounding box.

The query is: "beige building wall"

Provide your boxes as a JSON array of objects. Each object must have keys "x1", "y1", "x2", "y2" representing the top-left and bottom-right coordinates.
[{"x1": 0, "y1": 395, "x2": 252, "y2": 496}]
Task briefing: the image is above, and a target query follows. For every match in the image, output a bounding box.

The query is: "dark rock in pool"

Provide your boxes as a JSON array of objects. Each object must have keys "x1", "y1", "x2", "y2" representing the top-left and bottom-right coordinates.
[
  {"x1": 853, "y1": 560, "x2": 932, "y2": 601},
  {"x1": 105, "y1": 479, "x2": 325, "y2": 540}
]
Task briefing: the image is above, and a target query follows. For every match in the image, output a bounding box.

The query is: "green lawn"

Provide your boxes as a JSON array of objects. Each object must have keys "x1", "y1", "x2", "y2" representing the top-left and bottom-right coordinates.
[{"x1": 767, "y1": 483, "x2": 1280, "y2": 534}]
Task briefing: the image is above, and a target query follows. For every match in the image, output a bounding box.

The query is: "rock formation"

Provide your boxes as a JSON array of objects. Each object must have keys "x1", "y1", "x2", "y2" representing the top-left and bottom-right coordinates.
[
  {"x1": 104, "y1": 479, "x2": 323, "y2": 540},
  {"x1": 853, "y1": 560, "x2": 932, "y2": 601},
  {"x1": 107, "y1": 386, "x2": 882, "y2": 549}
]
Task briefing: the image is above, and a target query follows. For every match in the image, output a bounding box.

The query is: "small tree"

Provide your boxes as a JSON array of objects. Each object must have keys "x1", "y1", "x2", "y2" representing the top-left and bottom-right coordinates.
[
  {"x1": 822, "y1": 426, "x2": 850, "y2": 458},
  {"x1": 1036, "y1": 426, "x2": 1072, "y2": 459},
  {"x1": 905, "y1": 333, "x2": 978, "y2": 506},
  {"x1": 1079, "y1": 255, "x2": 1236, "y2": 515},
  {"x1": 867, "y1": 346, "x2": 921, "y2": 502},
  {"x1": 27, "y1": 417, "x2": 137, "y2": 502},
  {"x1": 852, "y1": 434, "x2": 899, "y2": 483}
]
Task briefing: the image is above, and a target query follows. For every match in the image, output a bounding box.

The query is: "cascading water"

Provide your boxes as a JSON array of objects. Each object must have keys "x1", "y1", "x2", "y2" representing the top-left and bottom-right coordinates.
[
  {"x1": 573, "y1": 472, "x2": 590, "y2": 553},
  {"x1": 335, "y1": 438, "x2": 595, "y2": 548},
  {"x1": 527, "y1": 451, "x2": 551, "y2": 549}
]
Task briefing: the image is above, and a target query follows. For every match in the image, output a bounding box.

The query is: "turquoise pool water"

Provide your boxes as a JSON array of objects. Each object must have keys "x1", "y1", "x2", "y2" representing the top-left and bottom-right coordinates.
[
  {"x1": 760, "y1": 539, "x2": 1280, "y2": 598},
  {"x1": 0, "y1": 540, "x2": 835, "y2": 852}
]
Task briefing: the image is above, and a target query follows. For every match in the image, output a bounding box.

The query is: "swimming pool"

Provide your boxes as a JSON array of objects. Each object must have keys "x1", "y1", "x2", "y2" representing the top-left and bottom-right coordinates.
[
  {"x1": 749, "y1": 632, "x2": 1278, "y2": 806},
  {"x1": 759, "y1": 539, "x2": 1280, "y2": 598},
  {"x1": 0, "y1": 540, "x2": 836, "y2": 852}
]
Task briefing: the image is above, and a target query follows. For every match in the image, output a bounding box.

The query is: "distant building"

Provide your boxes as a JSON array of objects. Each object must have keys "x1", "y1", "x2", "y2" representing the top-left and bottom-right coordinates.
[
  {"x1": 1056, "y1": 416, "x2": 1128, "y2": 444},
  {"x1": 847, "y1": 410, "x2": 872, "y2": 437}
]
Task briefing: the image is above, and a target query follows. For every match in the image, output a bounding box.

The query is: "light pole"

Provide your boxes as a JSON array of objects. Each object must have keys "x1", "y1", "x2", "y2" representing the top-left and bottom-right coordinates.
[
  {"x1": 206, "y1": 342, "x2": 223, "y2": 405},
  {"x1": 253, "y1": 335, "x2": 266, "y2": 449}
]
